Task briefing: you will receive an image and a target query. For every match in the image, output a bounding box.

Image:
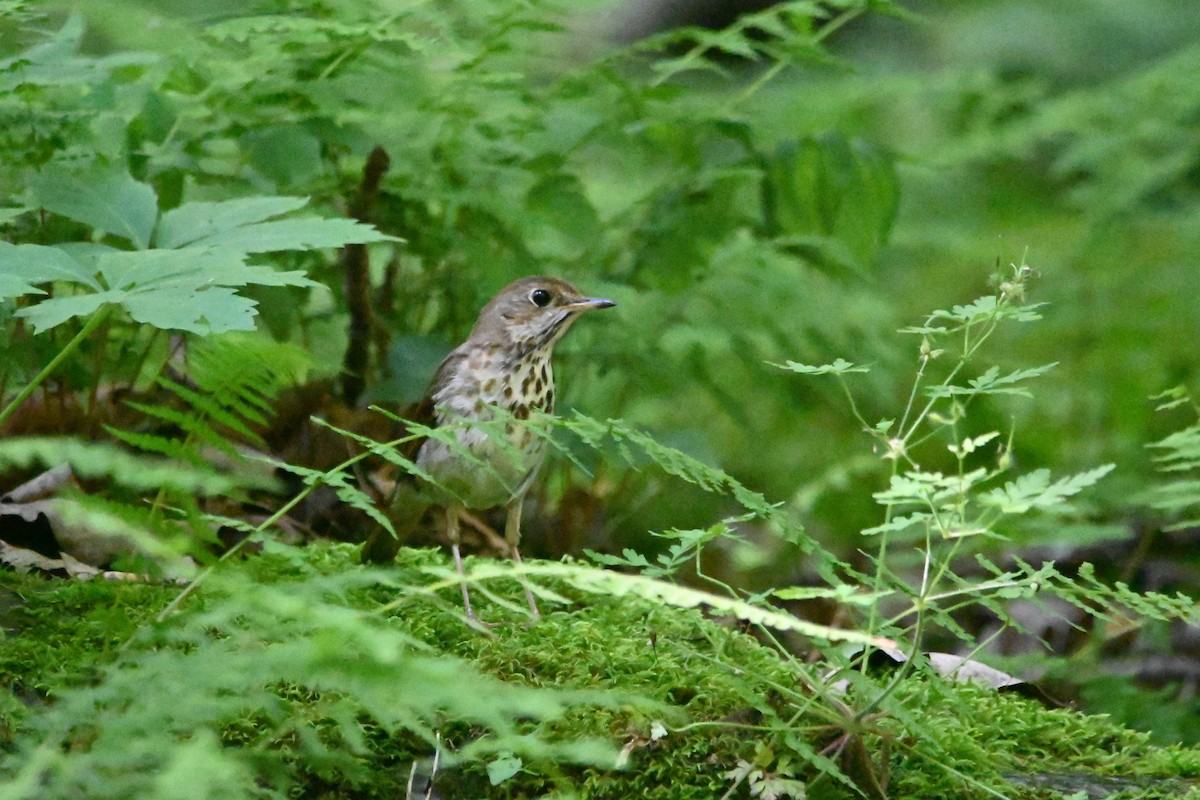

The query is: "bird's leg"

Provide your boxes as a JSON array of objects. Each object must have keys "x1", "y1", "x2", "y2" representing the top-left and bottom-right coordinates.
[
  {"x1": 505, "y1": 494, "x2": 540, "y2": 620},
  {"x1": 446, "y1": 504, "x2": 476, "y2": 621}
]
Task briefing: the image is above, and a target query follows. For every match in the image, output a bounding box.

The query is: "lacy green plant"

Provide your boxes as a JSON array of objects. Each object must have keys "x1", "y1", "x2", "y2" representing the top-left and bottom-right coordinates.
[
  {"x1": 752, "y1": 264, "x2": 1199, "y2": 787},
  {"x1": 780, "y1": 263, "x2": 1113, "y2": 638},
  {"x1": 580, "y1": 263, "x2": 1199, "y2": 795}
]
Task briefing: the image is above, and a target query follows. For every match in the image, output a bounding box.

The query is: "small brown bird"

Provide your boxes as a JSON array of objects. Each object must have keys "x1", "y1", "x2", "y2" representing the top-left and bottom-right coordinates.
[{"x1": 362, "y1": 276, "x2": 615, "y2": 620}]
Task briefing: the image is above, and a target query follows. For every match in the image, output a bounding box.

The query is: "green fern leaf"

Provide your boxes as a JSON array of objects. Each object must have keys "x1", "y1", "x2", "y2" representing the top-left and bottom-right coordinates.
[{"x1": 0, "y1": 437, "x2": 234, "y2": 495}]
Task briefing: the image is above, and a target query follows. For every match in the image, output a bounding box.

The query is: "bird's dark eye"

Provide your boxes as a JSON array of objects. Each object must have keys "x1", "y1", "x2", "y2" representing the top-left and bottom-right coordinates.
[{"x1": 529, "y1": 288, "x2": 552, "y2": 307}]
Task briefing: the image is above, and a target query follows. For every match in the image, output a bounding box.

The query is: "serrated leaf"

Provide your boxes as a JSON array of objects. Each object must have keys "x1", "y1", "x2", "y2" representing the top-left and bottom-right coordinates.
[
  {"x1": 29, "y1": 165, "x2": 158, "y2": 249},
  {"x1": 0, "y1": 242, "x2": 102, "y2": 297},
  {"x1": 14, "y1": 247, "x2": 318, "y2": 333},
  {"x1": 584, "y1": 548, "x2": 654, "y2": 570},
  {"x1": 156, "y1": 196, "x2": 310, "y2": 249},
  {"x1": 126, "y1": 286, "x2": 260, "y2": 334},
  {"x1": 861, "y1": 512, "x2": 931, "y2": 536},
  {"x1": 873, "y1": 469, "x2": 987, "y2": 506},
  {"x1": 979, "y1": 464, "x2": 1115, "y2": 514},
  {"x1": 180, "y1": 216, "x2": 397, "y2": 253},
  {"x1": 929, "y1": 363, "x2": 1058, "y2": 398},
  {"x1": 16, "y1": 291, "x2": 118, "y2": 332},
  {"x1": 773, "y1": 358, "x2": 867, "y2": 375}
]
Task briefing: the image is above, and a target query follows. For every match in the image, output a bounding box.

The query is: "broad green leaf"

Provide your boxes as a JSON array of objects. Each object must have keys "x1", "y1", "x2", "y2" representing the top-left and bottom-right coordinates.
[
  {"x1": 521, "y1": 175, "x2": 601, "y2": 260},
  {"x1": 124, "y1": 286, "x2": 260, "y2": 334},
  {"x1": 0, "y1": 12, "x2": 156, "y2": 91},
  {"x1": 28, "y1": 165, "x2": 158, "y2": 249},
  {"x1": 156, "y1": 196, "x2": 309, "y2": 249},
  {"x1": 13, "y1": 247, "x2": 319, "y2": 333},
  {"x1": 179, "y1": 217, "x2": 397, "y2": 253},
  {"x1": 0, "y1": 275, "x2": 41, "y2": 298},
  {"x1": 0, "y1": 242, "x2": 102, "y2": 296},
  {"x1": 95, "y1": 249, "x2": 317, "y2": 292},
  {"x1": 243, "y1": 126, "x2": 324, "y2": 186},
  {"x1": 17, "y1": 291, "x2": 118, "y2": 332},
  {"x1": 761, "y1": 134, "x2": 898, "y2": 269}
]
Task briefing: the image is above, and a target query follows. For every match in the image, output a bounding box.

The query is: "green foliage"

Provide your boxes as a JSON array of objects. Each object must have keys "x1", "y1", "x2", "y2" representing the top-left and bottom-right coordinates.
[
  {"x1": 0, "y1": 547, "x2": 620, "y2": 800},
  {"x1": 0, "y1": 437, "x2": 234, "y2": 496},
  {"x1": 2, "y1": 1, "x2": 1200, "y2": 796},
  {"x1": 3, "y1": 544, "x2": 1200, "y2": 800},
  {"x1": 2, "y1": 0, "x2": 914, "y2": 520},
  {"x1": 451, "y1": 559, "x2": 890, "y2": 648},
  {"x1": 1147, "y1": 389, "x2": 1200, "y2": 529},
  {"x1": 0, "y1": 168, "x2": 392, "y2": 334},
  {"x1": 111, "y1": 333, "x2": 312, "y2": 463}
]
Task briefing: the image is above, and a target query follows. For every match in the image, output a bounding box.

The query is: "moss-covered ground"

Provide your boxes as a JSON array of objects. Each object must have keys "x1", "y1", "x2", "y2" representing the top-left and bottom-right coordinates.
[{"x1": 1, "y1": 543, "x2": 1198, "y2": 799}]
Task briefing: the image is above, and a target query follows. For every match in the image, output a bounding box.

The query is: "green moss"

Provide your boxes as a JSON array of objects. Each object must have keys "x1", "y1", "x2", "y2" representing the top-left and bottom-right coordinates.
[
  {"x1": 0, "y1": 571, "x2": 175, "y2": 741},
  {"x1": 2, "y1": 543, "x2": 1199, "y2": 799},
  {"x1": 881, "y1": 678, "x2": 1200, "y2": 798}
]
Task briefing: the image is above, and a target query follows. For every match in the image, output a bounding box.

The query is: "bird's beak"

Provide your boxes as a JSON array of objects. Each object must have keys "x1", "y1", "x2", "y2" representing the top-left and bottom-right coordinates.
[{"x1": 569, "y1": 297, "x2": 616, "y2": 312}]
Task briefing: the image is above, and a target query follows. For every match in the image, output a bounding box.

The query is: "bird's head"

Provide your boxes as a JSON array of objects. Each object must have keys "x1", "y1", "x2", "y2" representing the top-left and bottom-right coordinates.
[{"x1": 472, "y1": 276, "x2": 615, "y2": 352}]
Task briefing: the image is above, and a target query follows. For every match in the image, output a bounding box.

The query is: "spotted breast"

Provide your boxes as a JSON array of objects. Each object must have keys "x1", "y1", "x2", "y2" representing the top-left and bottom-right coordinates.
[{"x1": 416, "y1": 340, "x2": 556, "y2": 510}]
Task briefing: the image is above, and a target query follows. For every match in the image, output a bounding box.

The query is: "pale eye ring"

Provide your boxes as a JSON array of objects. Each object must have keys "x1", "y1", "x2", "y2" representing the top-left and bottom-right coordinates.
[{"x1": 529, "y1": 288, "x2": 552, "y2": 307}]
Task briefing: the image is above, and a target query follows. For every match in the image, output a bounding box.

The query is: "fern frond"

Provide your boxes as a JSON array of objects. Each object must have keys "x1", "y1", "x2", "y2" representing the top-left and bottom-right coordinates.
[
  {"x1": 425, "y1": 560, "x2": 895, "y2": 649},
  {"x1": 0, "y1": 437, "x2": 234, "y2": 495},
  {"x1": 560, "y1": 413, "x2": 780, "y2": 520},
  {"x1": 271, "y1": 459, "x2": 394, "y2": 537}
]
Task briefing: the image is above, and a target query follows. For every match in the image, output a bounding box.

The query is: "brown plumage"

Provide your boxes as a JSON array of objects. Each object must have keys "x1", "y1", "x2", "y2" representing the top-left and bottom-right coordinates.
[{"x1": 362, "y1": 276, "x2": 615, "y2": 620}]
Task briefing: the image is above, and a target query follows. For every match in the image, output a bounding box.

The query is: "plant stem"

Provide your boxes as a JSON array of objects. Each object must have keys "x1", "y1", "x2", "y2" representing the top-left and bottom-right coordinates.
[{"x1": 0, "y1": 308, "x2": 110, "y2": 430}]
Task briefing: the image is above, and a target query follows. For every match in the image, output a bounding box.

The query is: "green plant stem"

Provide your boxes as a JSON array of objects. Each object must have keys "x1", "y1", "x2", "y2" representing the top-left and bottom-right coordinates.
[
  {"x1": 0, "y1": 308, "x2": 110, "y2": 430},
  {"x1": 856, "y1": 599, "x2": 927, "y2": 722},
  {"x1": 85, "y1": 310, "x2": 112, "y2": 422}
]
